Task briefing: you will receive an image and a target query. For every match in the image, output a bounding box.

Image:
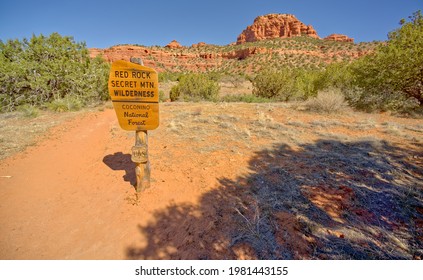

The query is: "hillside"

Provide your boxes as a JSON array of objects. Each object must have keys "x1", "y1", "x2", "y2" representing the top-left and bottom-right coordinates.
[{"x1": 89, "y1": 14, "x2": 380, "y2": 73}]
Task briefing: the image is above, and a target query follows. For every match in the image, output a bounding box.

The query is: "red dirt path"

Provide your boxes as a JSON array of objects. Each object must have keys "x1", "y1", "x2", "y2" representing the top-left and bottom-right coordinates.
[{"x1": 0, "y1": 107, "x2": 248, "y2": 259}]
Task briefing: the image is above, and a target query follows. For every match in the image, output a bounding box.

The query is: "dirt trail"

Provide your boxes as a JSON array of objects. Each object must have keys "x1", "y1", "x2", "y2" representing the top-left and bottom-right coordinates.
[
  {"x1": 1, "y1": 104, "x2": 422, "y2": 259},
  {"x1": 0, "y1": 106, "x2": 250, "y2": 259}
]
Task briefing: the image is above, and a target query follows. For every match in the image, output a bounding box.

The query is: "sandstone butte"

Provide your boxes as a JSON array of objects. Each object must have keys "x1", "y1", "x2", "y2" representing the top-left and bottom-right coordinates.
[
  {"x1": 324, "y1": 34, "x2": 354, "y2": 43},
  {"x1": 89, "y1": 13, "x2": 366, "y2": 73},
  {"x1": 165, "y1": 40, "x2": 183, "y2": 49},
  {"x1": 236, "y1": 13, "x2": 319, "y2": 44}
]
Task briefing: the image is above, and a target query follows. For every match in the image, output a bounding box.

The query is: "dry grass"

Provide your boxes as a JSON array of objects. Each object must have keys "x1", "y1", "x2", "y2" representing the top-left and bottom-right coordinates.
[
  {"x1": 0, "y1": 104, "x2": 110, "y2": 160},
  {"x1": 2, "y1": 101, "x2": 422, "y2": 259},
  {"x1": 156, "y1": 103, "x2": 422, "y2": 259},
  {"x1": 304, "y1": 89, "x2": 349, "y2": 114}
]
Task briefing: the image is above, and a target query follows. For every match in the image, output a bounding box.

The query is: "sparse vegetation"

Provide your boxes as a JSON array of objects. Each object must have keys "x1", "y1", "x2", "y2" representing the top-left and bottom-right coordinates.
[{"x1": 170, "y1": 73, "x2": 220, "y2": 101}]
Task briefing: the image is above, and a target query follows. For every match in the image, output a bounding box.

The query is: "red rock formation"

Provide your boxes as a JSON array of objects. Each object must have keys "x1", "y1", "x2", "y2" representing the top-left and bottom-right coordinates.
[
  {"x1": 324, "y1": 34, "x2": 354, "y2": 43},
  {"x1": 89, "y1": 45, "x2": 222, "y2": 72},
  {"x1": 165, "y1": 40, "x2": 183, "y2": 49},
  {"x1": 88, "y1": 14, "x2": 368, "y2": 73},
  {"x1": 192, "y1": 42, "x2": 207, "y2": 48},
  {"x1": 237, "y1": 14, "x2": 319, "y2": 44}
]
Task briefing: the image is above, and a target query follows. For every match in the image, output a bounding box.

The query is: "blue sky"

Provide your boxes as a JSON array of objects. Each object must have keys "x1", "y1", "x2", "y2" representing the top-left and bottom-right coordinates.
[{"x1": 0, "y1": 0, "x2": 421, "y2": 48}]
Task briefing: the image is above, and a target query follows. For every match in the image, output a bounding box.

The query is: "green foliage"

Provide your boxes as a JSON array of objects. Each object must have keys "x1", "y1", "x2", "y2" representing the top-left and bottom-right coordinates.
[
  {"x1": 0, "y1": 33, "x2": 110, "y2": 112},
  {"x1": 251, "y1": 67, "x2": 320, "y2": 101},
  {"x1": 350, "y1": 10, "x2": 423, "y2": 109},
  {"x1": 170, "y1": 73, "x2": 220, "y2": 101},
  {"x1": 292, "y1": 68, "x2": 320, "y2": 99},
  {"x1": 343, "y1": 87, "x2": 420, "y2": 113},
  {"x1": 315, "y1": 62, "x2": 354, "y2": 92},
  {"x1": 251, "y1": 68, "x2": 294, "y2": 101}
]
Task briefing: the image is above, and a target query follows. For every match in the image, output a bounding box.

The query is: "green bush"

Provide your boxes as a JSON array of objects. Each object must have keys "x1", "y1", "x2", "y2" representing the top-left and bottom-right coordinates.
[
  {"x1": 292, "y1": 68, "x2": 320, "y2": 99},
  {"x1": 344, "y1": 87, "x2": 420, "y2": 113},
  {"x1": 0, "y1": 33, "x2": 110, "y2": 112},
  {"x1": 170, "y1": 73, "x2": 220, "y2": 101},
  {"x1": 251, "y1": 68, "x2": 295, "y2": 101},
  {"x1": 315, "y1": 62, "x2": 354, "y2": 92},
  {"x1": 349, "y1": 10, "x2": 423, "y2": 110},
  {"x1": 251, "y1": 67, "x2": 322, "y2": 101}
]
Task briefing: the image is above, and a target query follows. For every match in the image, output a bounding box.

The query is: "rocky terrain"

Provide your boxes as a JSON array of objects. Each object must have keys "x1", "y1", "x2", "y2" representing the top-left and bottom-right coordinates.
[
  {"x1": 236, "y1": 13, "x2": 320, "y2": 44},
  {"x1": 89, "y1": 14, "x2": 375, "y2": 73}
]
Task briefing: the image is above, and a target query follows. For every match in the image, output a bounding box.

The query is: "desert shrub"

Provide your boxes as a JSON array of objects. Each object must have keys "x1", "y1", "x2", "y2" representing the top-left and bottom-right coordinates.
[
  {"x1": 252, "y1": 67, "x2": 323, "y2": 101},
  {"x1": 292, "y1": 68, "x2": 320, "y2": 99},
  {"x1": 159, "y1": 90, "x2": 166, "y2": 102},
  {"x1": 305, "y1": 88, "x2": 348, "y2": 113},
  {"x1": 169, "y1": 73, "x2": 220, "y2": 101},
  {"x1": 0, "y1": 33, "x2": 110, "y2": 112},
  {"x1": 344, "y1": 87, "x2": 420, "y2": 113},
  {"x1": 315, "y1": 62, "x2": 354, "y2": 92},
  {"x1": 349, "y1": 10, "x2": 423, "y2": 110},
  {"x1": 252, "y1": 68, "x2": 295, "y2": 101},
  {"x1": 169, "y1": 87, "x2": 180, "y2": 101}
]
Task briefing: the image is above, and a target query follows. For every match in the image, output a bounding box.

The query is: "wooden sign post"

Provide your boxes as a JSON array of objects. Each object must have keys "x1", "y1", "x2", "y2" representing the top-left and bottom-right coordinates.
[{"x1": 108, "y1": 58, "x2": 159, "y2": 192}]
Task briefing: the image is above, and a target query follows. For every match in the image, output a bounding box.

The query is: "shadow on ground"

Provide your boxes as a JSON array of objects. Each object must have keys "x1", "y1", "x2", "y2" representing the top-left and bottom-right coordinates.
[
  {"x1": 126, "y1": 139, "x2": 423, "y2": 259},
  {"x1": 103, "y1": 152, "x2": 136, "y2": 187}
]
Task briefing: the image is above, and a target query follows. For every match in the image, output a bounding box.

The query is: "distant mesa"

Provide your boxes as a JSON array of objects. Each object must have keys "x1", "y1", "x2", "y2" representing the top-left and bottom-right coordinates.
[
  {"x1": 192, "y1": 42, "x2": 207, "y2": 48},
  {"x1": 324, "y1": 34, "x2": 354, "y2": 43},
  {"x1": 237, "y1": 13, "x2": 319, "y2": 44},
  {"x1": 165, "y1": 40, "x2": 183, "y2": 49}
]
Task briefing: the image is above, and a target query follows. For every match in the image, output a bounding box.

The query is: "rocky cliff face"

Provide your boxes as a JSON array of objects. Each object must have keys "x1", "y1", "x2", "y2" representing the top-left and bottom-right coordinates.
[
  {"x1": 237, "y1": 14, "x2": 319, "y2": 44},
  {"x1": 324, "y1": 34, "x2": 354, "y2": 43}
]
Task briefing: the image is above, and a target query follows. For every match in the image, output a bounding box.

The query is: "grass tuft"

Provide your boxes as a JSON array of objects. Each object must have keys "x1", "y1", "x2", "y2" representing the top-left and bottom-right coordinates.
[
  {"x1": 304, "y1": 88, "x2": 349, "y2": 114},
  {"x1": 18, "y1": 105, "x2": 39, "y2": 118}
]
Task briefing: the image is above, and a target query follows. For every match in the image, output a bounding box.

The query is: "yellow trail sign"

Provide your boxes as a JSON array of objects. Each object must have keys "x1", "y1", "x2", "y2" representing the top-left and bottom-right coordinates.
[{"x1": 108, "y1": 60, "x2": 159, "y2": 130}]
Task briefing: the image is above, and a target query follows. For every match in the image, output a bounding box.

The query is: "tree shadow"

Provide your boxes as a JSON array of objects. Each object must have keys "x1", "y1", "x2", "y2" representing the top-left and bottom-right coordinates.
[
  {"x1": 103, "y1": 152, "x2": 136, "y2": 187},
  {"x1": 126, "y1": 139, "x2": 423, "y2": 259}
]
